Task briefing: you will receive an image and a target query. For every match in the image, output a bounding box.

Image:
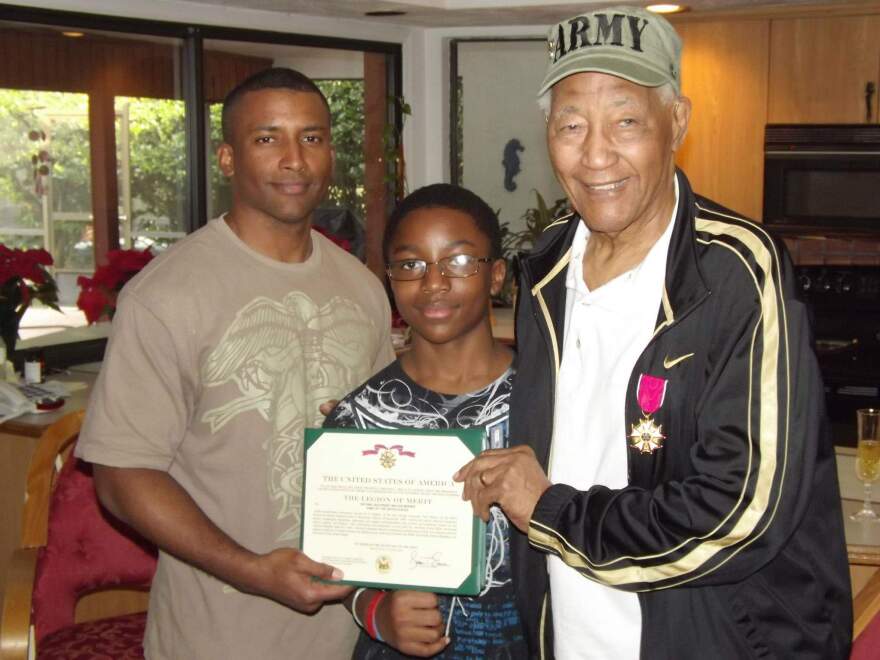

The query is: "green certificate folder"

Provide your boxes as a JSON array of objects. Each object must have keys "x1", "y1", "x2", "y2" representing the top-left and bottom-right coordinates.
[{"x1": 301, "y1": 427, "x2": 487, "y2": 596}]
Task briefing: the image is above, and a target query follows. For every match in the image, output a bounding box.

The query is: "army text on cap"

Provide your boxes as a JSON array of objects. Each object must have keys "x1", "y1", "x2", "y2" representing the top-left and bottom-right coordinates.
[{"x1": 550, "y1": 13, "x2": 651, "y2": 63}]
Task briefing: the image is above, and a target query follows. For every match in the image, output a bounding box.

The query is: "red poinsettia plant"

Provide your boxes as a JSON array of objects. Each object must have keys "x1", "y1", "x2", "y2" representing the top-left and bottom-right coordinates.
[
  {"x1": 76, "y1": 248, "x2": 154, "y2": 324},
  {"x1": 0, "y1": 245, "x2": 59, "y2": 309},
  {"x1": 0, "y1": 245, "x2": 60, "y2": 351}
]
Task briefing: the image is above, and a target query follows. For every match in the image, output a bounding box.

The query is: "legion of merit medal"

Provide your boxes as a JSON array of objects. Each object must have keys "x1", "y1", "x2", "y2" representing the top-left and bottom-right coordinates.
[{"x1": 629, "y1": 374, "x2": 668, "y2": 454}]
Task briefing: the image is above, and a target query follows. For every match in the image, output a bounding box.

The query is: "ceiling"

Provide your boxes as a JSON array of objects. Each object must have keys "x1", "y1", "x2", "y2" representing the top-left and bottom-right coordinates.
[{"x1": 184, "y1": 0, "x2": 838, "y2": 27}]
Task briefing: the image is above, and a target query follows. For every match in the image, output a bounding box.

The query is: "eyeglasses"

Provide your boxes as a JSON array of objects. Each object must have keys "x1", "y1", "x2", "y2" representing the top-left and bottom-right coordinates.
[{"x1": 386, "y1": 254, "x2": 493, "y2": 281}]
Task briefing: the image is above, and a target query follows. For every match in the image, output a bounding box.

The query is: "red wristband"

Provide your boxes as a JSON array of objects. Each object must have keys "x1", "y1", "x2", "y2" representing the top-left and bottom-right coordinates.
[{"x1": 364, "y1": 591, "x2": 388, "y2": 641}]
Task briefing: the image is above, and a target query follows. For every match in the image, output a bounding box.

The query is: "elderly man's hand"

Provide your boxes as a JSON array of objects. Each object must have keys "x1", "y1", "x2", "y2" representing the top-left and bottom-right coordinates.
[{"x1": 453, "y1": 446, "x2": 551, "y2": 533}]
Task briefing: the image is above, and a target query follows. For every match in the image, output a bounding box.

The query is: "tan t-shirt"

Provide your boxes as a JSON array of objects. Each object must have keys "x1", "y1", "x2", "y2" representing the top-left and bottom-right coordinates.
[{"x1": 77, "y1": 217, "x2": 394, "y2": 659}]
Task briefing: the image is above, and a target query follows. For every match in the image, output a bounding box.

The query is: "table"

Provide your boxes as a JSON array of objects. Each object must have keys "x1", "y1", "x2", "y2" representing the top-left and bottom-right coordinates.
[
  {"x1": 836, "y1": 447, "x2": 880, "y2": 600},
  {"x1": 490, "y1": 306, "x2": 514, "y2": 345}
]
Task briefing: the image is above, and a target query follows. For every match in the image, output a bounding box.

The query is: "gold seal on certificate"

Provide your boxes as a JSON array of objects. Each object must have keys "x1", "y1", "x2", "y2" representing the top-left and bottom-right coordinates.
[{"x1": 301, "y1": 428, "x2": 487, "y2": 595}]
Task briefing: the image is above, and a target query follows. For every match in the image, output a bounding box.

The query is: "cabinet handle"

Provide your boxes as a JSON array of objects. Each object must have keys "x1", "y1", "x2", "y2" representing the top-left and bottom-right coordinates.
[{"x1": 867, "y1": 82, "x2": 876, "y2": 123}]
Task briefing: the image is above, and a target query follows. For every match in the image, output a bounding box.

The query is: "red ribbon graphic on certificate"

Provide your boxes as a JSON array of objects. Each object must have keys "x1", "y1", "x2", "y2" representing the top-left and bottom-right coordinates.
[{"x1": 362, "y1": 443, "x2": 416, "y2": 469}]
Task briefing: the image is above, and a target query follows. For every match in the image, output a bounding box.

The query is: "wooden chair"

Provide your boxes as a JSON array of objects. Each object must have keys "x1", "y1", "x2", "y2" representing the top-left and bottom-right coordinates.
[{"x1": 0, "y1": 411, "x2": 157, "y2": 660}]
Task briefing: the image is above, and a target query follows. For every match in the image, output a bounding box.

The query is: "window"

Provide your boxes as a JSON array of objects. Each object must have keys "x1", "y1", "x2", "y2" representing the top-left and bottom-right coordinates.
[
  {"x1": 116, "y1": 97, "x2": 188, "y2": 254},
  {"x1": 0, "y1": 24, "x2": 186, "y2": 337},
  {"x1": 0, "y1": 11, "x2": 401, "y2": 355},
  {"x1": 202, "y1": 40, "x2": 382, "y2": 265},
  {"x1": 0, "y1": 90, "x2": 90, "y2": 262},
  {"x1": 450, "y1": 39, "x2": 563, "y2": 234}
]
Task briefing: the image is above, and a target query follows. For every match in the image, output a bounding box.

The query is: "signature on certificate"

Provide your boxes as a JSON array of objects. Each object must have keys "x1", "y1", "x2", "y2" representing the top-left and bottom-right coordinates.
[{"x1": 409, "y1": 549, "x2": 449, "y2": 569}]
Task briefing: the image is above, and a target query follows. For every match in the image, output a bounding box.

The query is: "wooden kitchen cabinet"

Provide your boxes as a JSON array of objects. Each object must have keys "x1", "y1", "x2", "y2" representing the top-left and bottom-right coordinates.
[
  {"x1": 672, "y1": 18, "x2": 770, "y2": 220},
  {"x1": 768, "y1": 14, "x2": 880, "y2": 124}
]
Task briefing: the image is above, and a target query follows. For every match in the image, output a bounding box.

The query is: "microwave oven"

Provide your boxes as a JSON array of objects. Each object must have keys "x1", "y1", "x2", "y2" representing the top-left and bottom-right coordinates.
[{"x1": 763, "y1": 124, "x2": 880, "y2": 233}]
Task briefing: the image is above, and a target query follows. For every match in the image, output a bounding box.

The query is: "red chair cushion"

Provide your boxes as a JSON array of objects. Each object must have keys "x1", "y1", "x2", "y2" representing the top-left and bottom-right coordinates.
[
  {"x1": 853, "y1": 611, "x2": 880, "y2": 660},
  {"x1": 32, "y1": 451, "x2": 157, "y2": 643},
  {"x1": 37, "y1": 611, "x2": 146, "y2": 659}
]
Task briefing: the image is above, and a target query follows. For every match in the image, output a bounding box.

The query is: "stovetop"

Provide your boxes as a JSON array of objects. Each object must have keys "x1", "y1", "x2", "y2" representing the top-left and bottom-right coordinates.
[
  {"x1": 796, "y1": 265, "x2": 880, "y2": 305},
  {"x1": 796, "y1": 266, "x2": 880, "y2": 378},
  {"x1": 795, "y1": 266, "x2": 880, "y2": 445}
]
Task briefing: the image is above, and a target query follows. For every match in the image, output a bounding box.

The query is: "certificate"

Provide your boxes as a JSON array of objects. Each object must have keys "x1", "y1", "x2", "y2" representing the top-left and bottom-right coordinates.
[{"x1": 301, "y1": 427, "x2": 486, "y2": 595}]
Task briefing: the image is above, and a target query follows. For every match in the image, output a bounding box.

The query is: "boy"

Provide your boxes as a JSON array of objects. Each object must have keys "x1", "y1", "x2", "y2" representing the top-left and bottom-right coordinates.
[{"x1": 325, "y1": 184, "x2": 525, "y2": 659}]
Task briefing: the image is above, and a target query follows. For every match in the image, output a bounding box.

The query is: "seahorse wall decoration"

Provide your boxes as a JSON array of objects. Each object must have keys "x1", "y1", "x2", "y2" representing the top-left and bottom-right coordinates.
[{"x1": 502, "y1": 138, "x2": 525, "y2": 192}]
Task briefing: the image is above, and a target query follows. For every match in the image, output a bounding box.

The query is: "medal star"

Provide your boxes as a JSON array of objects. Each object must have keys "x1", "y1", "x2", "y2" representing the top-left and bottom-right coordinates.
[
  {"x1": 629, "y1": 417, "x2": 666, "y2": 454},
  {"x1": 380, "y1": 449, "x2": 396, "y2": 469}
]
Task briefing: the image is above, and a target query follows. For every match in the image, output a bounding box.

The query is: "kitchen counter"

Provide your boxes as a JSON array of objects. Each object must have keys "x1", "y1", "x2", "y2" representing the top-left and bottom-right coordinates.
[
  {"x1": 0, "y1": 364, "x2": 98, "y2": 438},
  {"x1": 837, "y1": 447, "x2": 880, "y2": 564},
  {"x1": 491, "y1": 306, "x2": 514, "y2": 345}
]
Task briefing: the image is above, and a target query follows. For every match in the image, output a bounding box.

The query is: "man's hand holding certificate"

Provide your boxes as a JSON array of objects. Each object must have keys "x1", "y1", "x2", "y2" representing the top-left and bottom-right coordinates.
[{"x1": 301, "y1": 428, "x2": 486, "y2": 595}]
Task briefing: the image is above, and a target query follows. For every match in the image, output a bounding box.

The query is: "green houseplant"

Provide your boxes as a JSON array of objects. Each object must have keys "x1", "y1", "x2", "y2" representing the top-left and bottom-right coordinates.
[{"x1": 496, "y1": 190, "x2": 569, "y2": 306}]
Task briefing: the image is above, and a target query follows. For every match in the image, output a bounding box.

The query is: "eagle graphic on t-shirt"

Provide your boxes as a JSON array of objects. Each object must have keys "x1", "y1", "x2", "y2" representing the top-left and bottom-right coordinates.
[{"x1": 200, "y1": 291, "x2": 374, "y2": 542}]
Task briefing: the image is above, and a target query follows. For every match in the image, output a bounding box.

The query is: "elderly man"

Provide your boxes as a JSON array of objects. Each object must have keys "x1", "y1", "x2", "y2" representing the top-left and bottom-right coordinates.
[{"x1": 456, "y1": 6, "x2": 852, "y2": 658}]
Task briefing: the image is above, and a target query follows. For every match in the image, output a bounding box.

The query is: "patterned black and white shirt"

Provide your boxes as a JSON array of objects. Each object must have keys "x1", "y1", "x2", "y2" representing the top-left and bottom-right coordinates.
[{"x1": 324, "y1": 360, "x2": 526, "y2": 660}]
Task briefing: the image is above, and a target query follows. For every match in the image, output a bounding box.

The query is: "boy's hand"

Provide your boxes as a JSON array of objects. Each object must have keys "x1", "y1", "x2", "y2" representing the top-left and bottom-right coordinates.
[
  {"x1": 319, "y1": 400, "x2": 339, "y2": 416},
  {"x1": 376, "y1": 590, "x2": 449, "y2": 657}
]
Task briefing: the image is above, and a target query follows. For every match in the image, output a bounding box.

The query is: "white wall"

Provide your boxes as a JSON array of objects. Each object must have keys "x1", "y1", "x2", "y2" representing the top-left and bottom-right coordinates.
[
  {"x1": 403, "y1": 24, "x2": 560, "y2": 233},
  {"x1": 272, "y1": 48, "x2": 364, "y2": 80},
  {"x1": 399, "y1": 27, "x2": 444, "y2": 193},
  {"x1": 458, "y1": 40, "x2": 563, "y2": 231},
  {"x1": 6, "y1": 0, "x2": 409, "y2": 42}
]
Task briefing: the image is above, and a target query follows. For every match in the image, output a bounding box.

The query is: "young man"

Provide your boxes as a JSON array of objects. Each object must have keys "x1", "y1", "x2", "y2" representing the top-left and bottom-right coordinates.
[
  {"x1": 76, "y1": 68, "x2": 394, "y2": 659},
  {"x1": 325, "y1": 184, "x2": 525, "y2": 659},
  {"x1": 456, "y1": 6, "x2": 852, "y2": 659}
]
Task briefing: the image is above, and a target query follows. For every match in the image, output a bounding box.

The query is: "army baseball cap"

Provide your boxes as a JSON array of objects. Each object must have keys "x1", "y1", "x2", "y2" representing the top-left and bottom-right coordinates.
[{"x1": 538, "y1": 6, "x2": 682, "y2": 96}]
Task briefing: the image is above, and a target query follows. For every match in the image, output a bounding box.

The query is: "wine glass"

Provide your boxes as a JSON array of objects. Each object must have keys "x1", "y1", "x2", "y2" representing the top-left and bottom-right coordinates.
[{"x1": 851, "y1": 408, "x2": 880, "y2": 522}]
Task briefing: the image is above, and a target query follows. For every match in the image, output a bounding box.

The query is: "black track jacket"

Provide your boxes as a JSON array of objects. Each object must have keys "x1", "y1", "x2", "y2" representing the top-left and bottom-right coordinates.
[{"x1": 509, "y1": 171, "x2": 852, "y2": 659}]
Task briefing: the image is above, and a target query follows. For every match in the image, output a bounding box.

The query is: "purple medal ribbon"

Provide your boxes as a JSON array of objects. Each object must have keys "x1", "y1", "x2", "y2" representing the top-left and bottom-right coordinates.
[{"x1": 637, "y1": 374, "x2": 667, "y2": 415}]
